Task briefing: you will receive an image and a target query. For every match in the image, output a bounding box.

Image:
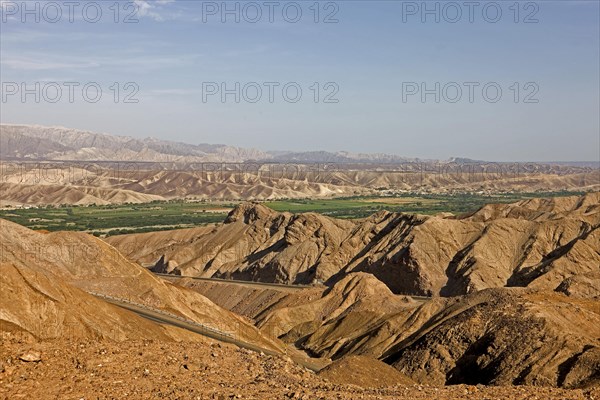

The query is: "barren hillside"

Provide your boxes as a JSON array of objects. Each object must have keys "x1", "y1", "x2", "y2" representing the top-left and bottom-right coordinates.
[
  {"x1": 0, "y1": 218, "x2": 282, "y2": 351},
  {"x1": 1, "y1": 163, "x2": 597, "y2": 205},
  {"x1": 109, "y1": 192, "x2": 600, "y2": 298},
  {"x1": 0, "y1": 262, "x2": 199, "y2": 342},
  {"x1": 387, "y1": 288, "x2": 600, "y2": 388},
  {"x1": 172, "y1": 272, "x2": 600, "y2": 389}
]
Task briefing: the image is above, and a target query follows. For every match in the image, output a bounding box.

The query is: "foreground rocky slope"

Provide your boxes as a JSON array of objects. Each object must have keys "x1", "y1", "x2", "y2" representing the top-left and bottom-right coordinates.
[
  {"x1": 3, "y1": 337, "x2": 598, "y2": 399},
  {"x1": 0, "y1": 218, "x2": 282, "y2": 350},
  {"x1": 2, "y1": 210, "x2": 599, "y2": 392},
  {"x1": 0, "y1": 218, "x2": 434, "y2": 396},
  {"x1": 0, "y1": 262, "x2": 197, "y2": 342},
  {"x1": 177, "y1": 272, "x2": 600, "y2": 389},
  {"x1": 109, "y1": 192, "x2": 600, "y2": 298},
  {"x1": 387, "y1": 289, "x2": 600, "y2": 388}
]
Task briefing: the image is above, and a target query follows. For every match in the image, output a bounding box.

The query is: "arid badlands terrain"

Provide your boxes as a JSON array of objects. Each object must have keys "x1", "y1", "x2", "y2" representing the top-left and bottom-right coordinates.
[
  {"x1": 1, "y1": 192, "x2": 600, "y2": 399},
  {"x1": 1, "y1": 125, "x2": 599, "y2": 399},
  {"x1": 1, "y1": 124, "x2": 599, "y2": 205}
]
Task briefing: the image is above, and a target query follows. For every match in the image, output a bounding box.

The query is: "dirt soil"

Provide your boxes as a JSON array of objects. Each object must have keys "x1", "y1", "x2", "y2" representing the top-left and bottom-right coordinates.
[{"x1": 1, "y1": 335, "x2": 599, "y2": 400}]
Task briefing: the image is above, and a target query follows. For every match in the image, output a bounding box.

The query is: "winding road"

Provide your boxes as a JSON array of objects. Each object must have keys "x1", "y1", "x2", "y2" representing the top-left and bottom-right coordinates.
[
  {"x1": 89, "y1": 292, "x2": 327, "y2": 372},
  {"x1": 89, "y1": 272, "x2": 432, "y2": 373},
  {"x1": 154, "y1": 272, "x2": 432, "y2": 301},
  {"x1": 153, "y1": 272, "x2": 315, "y2": 292}
]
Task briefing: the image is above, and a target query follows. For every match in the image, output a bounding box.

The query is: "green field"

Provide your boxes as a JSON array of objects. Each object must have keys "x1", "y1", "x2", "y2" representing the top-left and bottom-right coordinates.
[
  {"x1": 263, "y1": 192, "x2": 584, "y2": 219},
  {"x1": 0, "y1": 192, "x2": 584, "y2": 237},
  {"x1": 0, "y1": 201, "x2": 233, "y2": 236}
]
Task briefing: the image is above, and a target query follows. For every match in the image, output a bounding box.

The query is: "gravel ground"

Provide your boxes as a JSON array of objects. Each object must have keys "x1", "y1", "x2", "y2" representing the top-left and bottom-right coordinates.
[{"x1": 1, "y1": 336, "x2": 598, "y2": 400}]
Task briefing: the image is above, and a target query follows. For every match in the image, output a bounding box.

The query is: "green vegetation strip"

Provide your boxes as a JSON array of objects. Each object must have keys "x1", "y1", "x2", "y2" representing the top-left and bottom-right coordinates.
[
  {"x1": 263, "y1": 192, "x2": 584, "y2": 219},
  {"x1": 0, "y1": 192, "x2": 583, "y2": 236},
  {"x1": 0, "y1": 201, "x2": 232, "y2": 236}
]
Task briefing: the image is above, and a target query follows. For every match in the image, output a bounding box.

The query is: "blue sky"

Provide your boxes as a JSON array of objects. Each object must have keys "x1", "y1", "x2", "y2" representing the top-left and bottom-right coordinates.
[{"x1": 1, "y1": 0, "x2": 599, "y2": 161}]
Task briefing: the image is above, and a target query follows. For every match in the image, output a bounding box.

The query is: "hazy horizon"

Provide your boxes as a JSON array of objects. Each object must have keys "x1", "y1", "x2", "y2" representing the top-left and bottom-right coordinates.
[
  {"x1": 2, "y1": 122, "x2": 600, "y2": 164},
  {"x1": 1, "y1": 0, "x2": 599, "y2": 162}
]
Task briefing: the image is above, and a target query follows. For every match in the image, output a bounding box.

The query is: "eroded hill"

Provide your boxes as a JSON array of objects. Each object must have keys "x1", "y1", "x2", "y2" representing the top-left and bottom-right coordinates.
[
  {"x1": 172, "y1": 271, "x2": 600, "y2": 389},
  {"x1": 108, "y1": 192, "x2": 600, "y2": 298},
  {"x1": 2, "y1": 201, "x2": 600, "y2": 392},
  {"x1": 0, "y1": 218, "x2": 282, "y2": 351}
]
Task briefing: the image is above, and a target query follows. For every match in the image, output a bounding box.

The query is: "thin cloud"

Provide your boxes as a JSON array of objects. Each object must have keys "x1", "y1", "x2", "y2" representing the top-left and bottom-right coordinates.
[
  {"x1": 149, "y1": 89, "x2": 200, "y2": 95},
  {"x1": 134, "y1": 0, "x2": 177, "y2": 21},
  {"x1": 0, "y1": 57, "x2": 99, "y2": 71},
  {"x1": 1, "y1": 52, "x2": 201, "y2": 72}
]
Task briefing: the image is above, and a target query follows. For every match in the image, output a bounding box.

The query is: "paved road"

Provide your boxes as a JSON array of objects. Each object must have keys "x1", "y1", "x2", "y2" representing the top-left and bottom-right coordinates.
[
  {"x1": 92, "y1": 293, "x2": 326, "y2": 372},
  {"x1": 154, "y1": 273, "x2": 314, "y2": 292},
  {"x1": 91, "y1": 274, "x2": 432, "y2": 372},
  {"x1": 155, "y1": 272, "x2": 433, "y2": 302}
]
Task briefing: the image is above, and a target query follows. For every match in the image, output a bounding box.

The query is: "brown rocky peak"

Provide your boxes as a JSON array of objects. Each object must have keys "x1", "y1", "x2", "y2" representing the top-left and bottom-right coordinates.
[
  {"x1": 225, "y1": 202, "x2": 277, "y2": 224},
  {"x1": 330, "y1": 272, "x2": 394, "y2": 299}
]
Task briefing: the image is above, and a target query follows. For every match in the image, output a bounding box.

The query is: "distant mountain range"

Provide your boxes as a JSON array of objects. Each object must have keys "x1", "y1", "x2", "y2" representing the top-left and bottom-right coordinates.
[
  {"x1": 6, "y1": 124, "x2": 595, "y2": 166},
  {"x1": 0, "y1": 124, "x2": 268, "y2": 163},
  {"x1": 0, "y1": 124, "x2": 455, "y2": 164}
]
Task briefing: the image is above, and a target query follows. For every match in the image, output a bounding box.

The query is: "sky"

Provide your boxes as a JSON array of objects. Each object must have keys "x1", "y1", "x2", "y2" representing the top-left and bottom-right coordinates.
[{"x1": 0, "y1": 0, "x2": 599, "y2": 161}]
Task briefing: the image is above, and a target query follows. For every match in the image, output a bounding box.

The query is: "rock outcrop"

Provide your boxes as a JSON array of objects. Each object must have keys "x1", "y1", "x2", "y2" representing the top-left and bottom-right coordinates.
[{"x1": 109, "y1": 193, "x2": 600, "y2": 298}]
